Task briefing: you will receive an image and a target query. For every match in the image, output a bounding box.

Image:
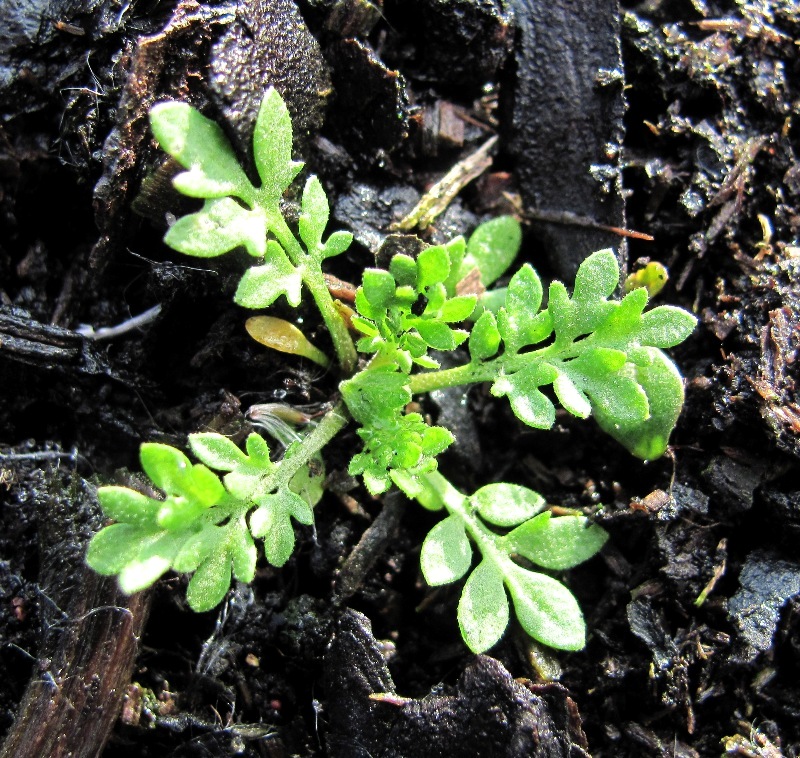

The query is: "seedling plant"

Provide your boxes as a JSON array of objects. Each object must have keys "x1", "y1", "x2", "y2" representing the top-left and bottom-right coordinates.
[{"x1": 87, "y1": 89, "x2": 696, "y2": 653}]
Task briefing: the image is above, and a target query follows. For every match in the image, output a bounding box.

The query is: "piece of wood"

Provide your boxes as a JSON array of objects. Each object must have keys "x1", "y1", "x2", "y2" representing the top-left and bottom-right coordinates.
[{"x1": 505, "y1": 0, "x2": 628, "y2": 279}]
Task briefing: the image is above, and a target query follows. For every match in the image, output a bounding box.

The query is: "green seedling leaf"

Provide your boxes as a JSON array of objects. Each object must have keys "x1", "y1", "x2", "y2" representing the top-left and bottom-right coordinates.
[
  {"x1": 469, "y1": 310, "x2": 501, "y2": 362},
  {"x1": 289, "y1": 455, "x2": 325, "y2": 507},
  {"x1": 506, "y1": 513, "x2": 608, "y2": 570},
  {"x1": 250, "y1": 486, "x2": 312, "y2": 566},
  {"x1": 415, "y1": 320, "x2": 460, "y2": 351},
  {"x1": 341, "y1": 369, "x2": 410, "y2": 425},
  {"x1": 591, "y1": 287, "x2": 648, "y2": 343},
  {"x1": 441, "y1": 237, "x2": 467, "y2": 293},
  {"x1": 246, "y1": 432, "x2": 272, "y2": 463},
  {"x1": 139, "y1": 443, "x2": 192, "y2": 495},
  {"x1": 638, "y1": 305, "x2": 698, "y2": 348},
  {"x1": 165, "y1": 198, "x2": 267, "y2": 258},
  {"x1": 572, "y1": 248, "x2": 619, "y2": 304},
  {"x1": 235, "y1": 241, "x2": 303, "y2": 308},
  {"x1": 471, "y1": 483, "x2": 546, "y2": 527},
  {"x1": 581, "y1": 372, "x2": 650, "y2": 430},
  {"x1": 230, "y1": 518, "x2": 258, "y2": 580},
  {"x1": 319, "y1": 230, "x2": 353, "y2": 260},
  {"x1": 458, "y1": 215, "x2": 522, "y2": 288},
  {"x1": 362, "y1": 269, "x2": 396, "y2": 311},
  {"x1": 458, "y1": 559, "x2": 510, "y2": 653},
  {"x1": 417, "y1": 245, "x2": 451, "y2": 290},
  {"x1": 186, "y1": 546, "x2": 231, "y2": 612},
  {"x1": 156, "y1": 487, "x2": 213, "y2": 531},
  {"x1": 421, "y1": 515, "x2": 473, "y2": 585},
  {"x1": 553, "y1": 372, "x2": 591, "y2": 419},
  {"x1": 149, "y1": 102, "x2": 254, "y2": 200},
  {"x1": 172, "y1": 524, "x2": 225, "y2": 573},
  {"x1": 298, "y1": 175, "x2": 329, "y2": 252},
  {"x1": 185, "y1": 518, "x2": 257, "y2": 611},
  {"x1": 348, "y1": 401, "x2": 453, "y2": 495},
  {"x1": 505, "y1": 564, "x2": 585, "y2": 651},
  {"x1": 439, "y1": 295, "x2": 477, "y2": 323},
  {"x1": 245, "y1": 316, "x2": 330, "y2": 368},
  {"x1": 221, "y1": 435, "x2": 274, "y2": 502},
  {"x1": 390, "y1": 254, "x2": 417, "y2": 287},
  {"x1": 421, "y1": 425, "x2": 454, "y2": 457},
  {"x1": 596, "y1": 347, "x2": 685, "y2": 459},
  {"x1": 189, "y1": 433, "x2": 249, "y2": 471},
  {"x1": 498, "y1": 264, "x2": 544, "y2": 349},
  {"x1": 97, "y1": 487, "x2": 160, "y2": 528},
  {"x1": 87, "y1": 523, "x2": 159, "y2": 576},
  {"x1": 492, "y1": 363, "x2": 558, "y2": 429},
  {"x1": 117, "y1": 531, "x2": 188, "y2": 595},
  {"x1": 252, "y1": 87, "x2": 304, "y2": 204}
]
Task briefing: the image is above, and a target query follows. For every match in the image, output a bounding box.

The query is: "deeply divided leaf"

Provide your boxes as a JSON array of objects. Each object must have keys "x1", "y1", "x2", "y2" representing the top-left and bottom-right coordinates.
[
  {"x1": 88, "y1": 430, "x2": 318, "y2": 608},
  {"x1": 234, "y1": 242, "x2": 303, "y2": 308},
  {"x1": 165, "y1": 198, "x2": 267, "y2": 258}
]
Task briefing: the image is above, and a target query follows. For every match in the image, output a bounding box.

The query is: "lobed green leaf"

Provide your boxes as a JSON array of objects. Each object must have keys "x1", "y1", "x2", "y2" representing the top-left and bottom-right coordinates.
[
  {"x1": 139, "y1": 443, "x2": 191, "y2": 495},
  {"x1": 86, "y1": 523, "x2": 159, "y2": 576},
  {"x1": 638, "y1": 306, "x2": 698, "y2": 348},
  {"x1": 572, "y1": 248, "x2": 619, "y2": 304},
  {"x1": 492, "y1": 363, "x2": 558, "y2": 429},
  {"x1": 389, "y1": 254, "x2": 417, "y2": 287},
  {"x1": 117, "y1": 531, "x2": 187, "y2": 595},
  {"x1": 497, "y1": 264, "x2": 546, "y2": 352},
  {"x1": 362, "y1": 269, "x2": 396, "y2": 311},
  {"x1": 234, "y1": 241, "x2": 303, "y2": 308},
  {"x1": 439, "y1": 295, "x2": 477, "y2": 323},
  {"x1": 319, "y1": 230, "x2": 353, "y2": 260},
  {"x1": 165, "y1": 198, "x2": 267, "y2": 259},
  {"x1": 595, "y1": 348, "x2": 685, "y2": 459},
  {"x1": 552, "y1": 373, "x2": 591, "y2": 419},
  {"x1": 186, "y1": 547, "x2": 231, "y2": 612}
]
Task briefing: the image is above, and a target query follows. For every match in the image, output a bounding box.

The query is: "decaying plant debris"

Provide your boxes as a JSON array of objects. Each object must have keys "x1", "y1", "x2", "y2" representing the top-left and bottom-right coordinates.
[{"x1": 1, "y1": 1, "x2": 800, "y2": 756}]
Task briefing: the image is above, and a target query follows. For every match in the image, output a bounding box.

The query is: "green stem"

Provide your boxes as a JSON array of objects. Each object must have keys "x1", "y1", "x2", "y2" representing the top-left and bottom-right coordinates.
[
  {"x1": 414, "y1": 471, "x2": 506, "y2": 565},
  {"x1": 407, "y1": 344, "x2": 562, "y2": 395},
  {"x1": 270, "y1": 215, "x2": 358, "y2": 374},
  {"x1": 408, "y1": 361, "x2": 493, "y2": 395},
  {"x1": 263, "y1": 401, "x2": 350, "y2": 492}
]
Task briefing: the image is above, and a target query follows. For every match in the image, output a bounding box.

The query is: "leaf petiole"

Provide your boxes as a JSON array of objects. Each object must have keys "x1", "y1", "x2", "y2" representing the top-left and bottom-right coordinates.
[{"x1": 269, "y1": 213, "x2": 357, "y2": 374}]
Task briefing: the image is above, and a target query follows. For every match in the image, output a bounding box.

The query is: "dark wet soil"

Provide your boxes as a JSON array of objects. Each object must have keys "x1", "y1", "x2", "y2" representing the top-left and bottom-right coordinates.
[{"x1": 1, "y1": 1, "x2": 800, "y2": 756}]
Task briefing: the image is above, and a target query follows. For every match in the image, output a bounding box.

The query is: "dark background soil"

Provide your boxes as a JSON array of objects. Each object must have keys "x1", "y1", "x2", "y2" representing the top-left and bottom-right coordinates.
[{"x1": 1, "y1": 1, "x2": 799, "y2": 756}]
